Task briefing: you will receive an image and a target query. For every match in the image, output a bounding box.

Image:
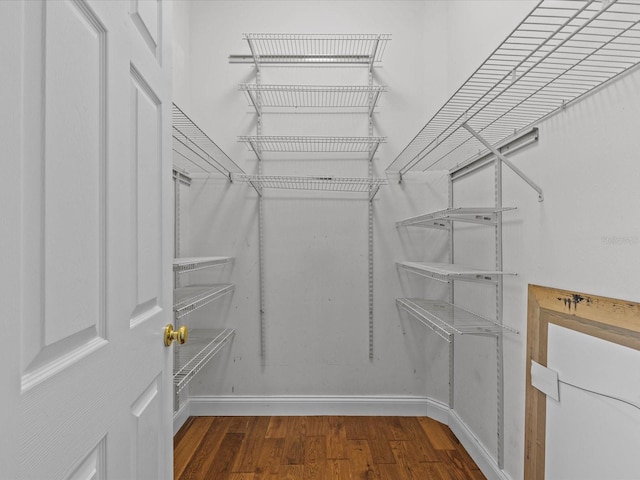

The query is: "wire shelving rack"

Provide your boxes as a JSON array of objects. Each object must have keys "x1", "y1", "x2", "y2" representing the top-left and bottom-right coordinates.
[
  {"x1": 397, "y1": 298, "x2": 518, "y2": 343},
  {"x1": 230, "y1": 33, "x2": 391, "y2": 69},
  {"x1": 396, "y1": 207, "x2": 516, "y2": 228},
  {"x1": 238, "y1": 84, "x2": 387, "y2": 115},
  {"x1": 172, "y1": 103, "x2": 245, "y2": 178},
  {"x1": 173, "y1": 284, "x2": 235, "y2": 319},
  {"x1": 240, "y1": 175, "x2": 387, "y2": 201},
  {"x1": 173, "y1": 256, "x2": 234, "y2": 274},
  {"x1": 174, "y1": 328, "x2": 236, "y2": 393},
  {"x1": 387, "y1": 0, "x2": 640, "y2": 175}
]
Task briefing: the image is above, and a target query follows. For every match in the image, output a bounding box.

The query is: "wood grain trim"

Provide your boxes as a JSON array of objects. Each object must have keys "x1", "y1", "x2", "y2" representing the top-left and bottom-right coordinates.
[{"x1": 524, "y1": 284, "x2": 640, "y2": 480}]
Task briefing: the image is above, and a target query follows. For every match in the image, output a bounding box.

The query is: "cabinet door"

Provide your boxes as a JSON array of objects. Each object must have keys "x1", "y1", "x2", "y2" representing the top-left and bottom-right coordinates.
[{"x1": 0, "y1": 1, "x2": 173, "y2": 478}]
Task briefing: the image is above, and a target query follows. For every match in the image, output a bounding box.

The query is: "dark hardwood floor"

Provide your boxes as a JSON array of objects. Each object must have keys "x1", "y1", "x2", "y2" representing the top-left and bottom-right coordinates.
[{"x1": 174, "y1": 416, "x2": 486, "y2": 479}]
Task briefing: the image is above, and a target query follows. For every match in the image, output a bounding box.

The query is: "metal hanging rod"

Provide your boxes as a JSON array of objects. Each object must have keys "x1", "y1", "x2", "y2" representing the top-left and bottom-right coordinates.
[
  {"x1": 386, "y1": 0, "x2": 640, "y2": 175},
  {"x1": 238, "y1": 84, "x2": 387, "y2": 114},
  {"x1": 172, "y1": 103, "x2": 245, "y2": 178},
  {"x1": 230, "y1": 33, "x2": 391, "y2": 70},
  {"x1": 239, "y1": 175, "x2": 387, "y2": 201}
]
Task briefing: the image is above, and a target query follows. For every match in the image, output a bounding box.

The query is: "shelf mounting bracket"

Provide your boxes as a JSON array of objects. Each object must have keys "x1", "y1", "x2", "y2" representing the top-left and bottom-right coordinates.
[{"x1": 462, "y1": 122, "x2": 544, "y2": 202}]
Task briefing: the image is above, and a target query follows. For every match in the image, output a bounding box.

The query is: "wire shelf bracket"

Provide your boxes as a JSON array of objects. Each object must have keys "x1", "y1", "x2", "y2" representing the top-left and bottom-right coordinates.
[
  {"x1": 386, "y1": 0, "x2": 640, "y2": 176},
  {"x1": 463, "y1": 123, "x2": 544, "y2": 201}
]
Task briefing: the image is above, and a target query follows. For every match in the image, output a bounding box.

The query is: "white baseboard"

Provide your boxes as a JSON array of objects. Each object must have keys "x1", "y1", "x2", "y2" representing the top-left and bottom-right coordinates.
[
  {"x1": 448, "y1": 409, "x2": 510, "y2": 480},
  {"x1": 188, "y1": 394, "x2": 444, "y2": 417},
  {"x1": 179, "y1": 395, "x2": 509, "y2": 480},
  {"x1": 173, "y1": 400, "x2": 191, "y2": 435}
]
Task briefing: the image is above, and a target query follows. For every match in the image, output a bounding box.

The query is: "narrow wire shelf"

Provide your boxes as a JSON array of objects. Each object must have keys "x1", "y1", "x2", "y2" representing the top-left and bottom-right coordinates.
[
  {"x1": 172, "y1": 103, "x2": 245, "y2": 177},
  {"x1": 173, "y1": 256, "x2": 234, "y2": 274},
  {"x1": 239, "y1": 175, "x2": 387, "y2": 200},
  {"x1": 396, "y1": 207, "x2": 516, "y2": 228},
  {"x1": 230, "y1": 33, "x2": 391, "y2": 67},
  {"x1": 174, "y1": 328, "x2": 235, "y2": 393},
  {"x1": 387, "y1": 0, "x2": 640, "y2": 174},
  {"x1": 173, "y1": 284, "x2": 234, "y2": 319},
  {"x1": 239, "y1": 135, "x2": 386, "y2": 153},
  {"x1": 398, "y1": 261, "x2": 516, "y2": 284},
  {"x1": 238, "y1": 84, "x2": 387, "y2": 113},
  {"x1": 397, "y1": 298, "x2": 517, "y2": 342}
]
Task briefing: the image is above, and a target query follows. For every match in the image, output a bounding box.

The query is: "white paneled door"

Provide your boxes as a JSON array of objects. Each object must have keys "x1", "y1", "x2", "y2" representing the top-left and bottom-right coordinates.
[{"x1": 0, "y1": 1, "x2": 173, "y2": 479}]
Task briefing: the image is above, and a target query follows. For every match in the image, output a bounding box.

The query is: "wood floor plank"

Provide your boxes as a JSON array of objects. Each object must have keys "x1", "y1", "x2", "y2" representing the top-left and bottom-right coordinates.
[
  {"x1": 324, "y1": 416, "x2": 348, "y2": 460},
  {"x1": 175, "y1": 416, "x2": 484, "y2": 480},
  {"x1": 265, "y1": 416, "x2": 287, "y2": 438},
  {"x1": 173, "y1": 417, "x2": 214, "y2": 479},
  {"x1": 417, "y1": 417, "x2": 457, "y2": 450},
  {"x1": 273, "y1": 465, "x2": 304, "y2": 480},
  {"x1": 282, "y1": 417, "x2": 305, "y2": 465},
  {"x1": 397, "y1": 416, "x2": 440, "y2": 462},
  {"x1": 253, "y1": 437, "x2": 285, "y2": 479},
  {"x1": 177, "y1": 417, "x2": 232, "y2": 480},
  {"x1": 364, "y1": 417, "x2": 396, "y2": 464},
  {"x1": 203, "y1": 432, "x2": 245, "y2": 480},
  {"x1": 174, "y1": 416, "x2": 197, "y2": 446},
  {"x1": 346, "y1": 439, "x2": 380, "y2": 480},
  {"x1": 233, "y1": 416, "x2": 271, "y2": 473},
  {"x1": 376, "y1": 462, "x2": 408, "y2": 480},
  {"x1": 303, "y1": 435, "x2": 327, "y2": 480},
  {"x1": 325, "y1": 459, "x2": 352, "y2": 480}
]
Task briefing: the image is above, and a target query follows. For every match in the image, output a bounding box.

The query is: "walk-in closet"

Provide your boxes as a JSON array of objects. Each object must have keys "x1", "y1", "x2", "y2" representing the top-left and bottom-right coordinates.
[{"x1": 3, "y1": 1, "x2": 640, "y2": 479}]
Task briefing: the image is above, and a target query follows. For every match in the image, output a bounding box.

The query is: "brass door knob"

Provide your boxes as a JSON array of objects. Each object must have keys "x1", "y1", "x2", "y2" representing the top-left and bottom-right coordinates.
[{"x1": 164, "y1": 324, "x2": 188, "y2": 346}]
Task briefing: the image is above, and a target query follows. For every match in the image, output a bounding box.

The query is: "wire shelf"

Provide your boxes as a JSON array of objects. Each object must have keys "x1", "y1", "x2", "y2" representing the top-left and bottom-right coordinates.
[
  {"x1": 397, "y1": 298, "x2": 517, "y2": 342},
  {"x1": 238, "y1": 84, "x2": 387, "y2": 113},
  {"x1": 239, "y1": 135, "x2": 386, "y2": 153},
  {"x1": 173, "y1": 256, "x2": 234, "y2": 274},
  {"x1": 239, "y1": 174, "x2": 387, "y2": 200},
  {"x1": 172, "y1": 103, "x2": 245, "y2": 177},
  {"x1": 230, "y1": 33, "x2": 391, "y2": 68},
  {"x1": 398, "y1": 261, "x2": 516, "y2": 284},
  {"x1": 387, "y1": 0, "x2": 640, "y2": 174},
  {"x1": 173, "y1": 284, "x2": 234, "y2": 319},
  {"x1": 396, "y1": 207, "x2": 516, "y2": 228},
  {"x1": 174, "y1": 328, "x2": 235, "y2": 393}
]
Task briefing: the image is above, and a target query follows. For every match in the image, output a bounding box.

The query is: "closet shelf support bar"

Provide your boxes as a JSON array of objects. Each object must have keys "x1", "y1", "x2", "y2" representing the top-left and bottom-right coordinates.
[{"x1": 462, "y1": 123, "x2": 544, "y2": 202}]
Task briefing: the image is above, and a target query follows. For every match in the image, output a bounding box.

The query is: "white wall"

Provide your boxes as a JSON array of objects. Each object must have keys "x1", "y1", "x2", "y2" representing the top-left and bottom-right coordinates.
[
  {"x1": 172, "y1": 2, "x2": 640, "y2": 479},
  {"x1": 445, "y1": 2, "x2": 640, "y2": 479},
  {"x1": 175, "y1": 0, "x2": 453, "y2": 406}
]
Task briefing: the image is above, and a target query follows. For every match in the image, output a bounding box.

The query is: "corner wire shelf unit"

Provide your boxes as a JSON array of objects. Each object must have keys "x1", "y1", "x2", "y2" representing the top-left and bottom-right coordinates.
[
  {"x1": 172, "y1": 103, "x2": 245, "y2": 179},
  {"x1": 398, "y1": 261, "x2": 516, "y2": 284},
  {"x1": 238, "y1": 84, "x2": 387, "y2": 116},
  {"x1": 173, "y1": 256, "x2": 234, "y2": 274},
  {"x1": 239, "y1": 135, "x2": 386, "y2": 162},
  {"x1": 174, "y1": 328, "x2": 235, "y2": 393},
  {"x1": 230, "y1": 34, "x2": 391, "y2": 70},
  {"x1": 387, "y1": 0, "x2": 640, "y2": 176},
  {"x1": 240, "y1": 175, "x2": 387, "y2": 201},
  {"x1": 396, "y1": 207, "x2": 516, "y2": 229},
  {"x1": 173, "y1": 284, "x2": 235, "y2": 319},
  {"x1": 397, "y1": 298, "x2": 518, "y2": 343}
]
